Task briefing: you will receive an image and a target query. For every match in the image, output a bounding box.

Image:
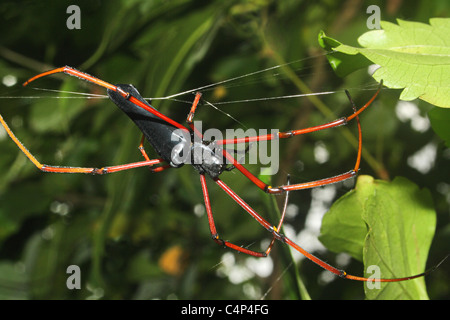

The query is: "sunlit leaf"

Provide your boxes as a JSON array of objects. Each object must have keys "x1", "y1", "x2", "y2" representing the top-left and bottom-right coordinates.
[
  {"x1": 320, "y1": 18, "x2": 450, "y2": 108},
  {"x1": 320, "y1": 175, "x2": 436, "y2": 300},
  {"x1": 318, "y1": 30, "x2": 372, "y2": 77}
]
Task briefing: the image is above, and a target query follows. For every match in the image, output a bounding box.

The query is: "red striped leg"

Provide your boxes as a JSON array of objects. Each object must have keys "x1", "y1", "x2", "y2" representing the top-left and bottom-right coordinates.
[
  {"x1": 215, "y1": 82, "x2": 383, "y2": 194},
  {"x1": 215, "y1": 81, "x2": 381, "y2": 146},
  {"x1": 23, "y1": 66, "x2": 188, "y2": 132},
  {"x1": 213, "y1": 176, "x2": 437, "y2": 282},
  {"x1": 138, "y1": 135, "x2": 171, "y2": 173},
  {"x1": 200, "y1": 174, "x2": 287, "y2": 257},
  {"x1": 186, "y1": 92, "x2": 203, "y2": 139},
  {"x1": 0, "y1": 113, "x2": 165, "y2": 174}
]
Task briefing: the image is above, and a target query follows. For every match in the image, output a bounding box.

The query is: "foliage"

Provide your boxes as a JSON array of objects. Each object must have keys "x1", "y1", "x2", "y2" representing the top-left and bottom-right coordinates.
[
  {"x1": 428, "y1": 107, "x2": 450, "y2": 147},
  {"x1": 320, "y1": 175, "x2": 436, "y2": 299},
  {"x1": 319, "y1": 18, "x2": 450, "y2": 108},
  {"x1": 0, "y1": 0, "x2": 448, "y2": 300},
  {"x1": 319, "y1": 18, "x2": 450, "y2": 153}
]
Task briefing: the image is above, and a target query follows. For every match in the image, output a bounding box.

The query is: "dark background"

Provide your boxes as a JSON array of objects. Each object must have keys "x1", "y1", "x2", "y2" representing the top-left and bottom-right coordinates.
[{"x1": 0, "y1": 0, "x2": 448, "y2": 299}]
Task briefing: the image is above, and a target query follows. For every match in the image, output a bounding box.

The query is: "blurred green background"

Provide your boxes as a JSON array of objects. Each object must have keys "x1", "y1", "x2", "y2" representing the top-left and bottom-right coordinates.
[{"x1": 0, "y1": 0, "x2": 448, "y2": 299}]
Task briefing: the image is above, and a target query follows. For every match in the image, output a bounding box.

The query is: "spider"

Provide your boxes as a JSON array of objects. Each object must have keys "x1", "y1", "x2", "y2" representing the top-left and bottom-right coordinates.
[{"x1": 0, "y1": 66, "x2": 434, "y2": 282}]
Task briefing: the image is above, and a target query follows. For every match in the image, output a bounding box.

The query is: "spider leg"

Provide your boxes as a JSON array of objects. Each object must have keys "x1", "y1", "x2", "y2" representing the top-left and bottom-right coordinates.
[
  {"x1": 186, "y1": 92, "x2": 203, "y2": 139},
  {"x1": 210, "y1": 175, "x2": 436, "y2": 282},
  {"x1": 264, "y1": 175, "x2": 291, "y2": 256},
  {"x1": 23, "y1": 66, "x2": 188, "y2": 132},
  {"x1": 14, "y1": 66, "x2": 190, "y2": 174},
  {"x1": 138, "y1": 134, "x2": 171, "y2": 173},
  {"x1": 0, "y1": 113, "x2": 165, "y2": 174},
  {"x1": 215, "y1": 81, "x2": 383, "y2": 193},
  {"x1": 200, "y1": 174, "x2": 287, "y2": 257}
]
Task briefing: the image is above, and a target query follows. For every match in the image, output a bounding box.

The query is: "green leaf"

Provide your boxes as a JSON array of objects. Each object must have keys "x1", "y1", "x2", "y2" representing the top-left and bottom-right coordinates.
[
  {"x1": 320, "y1": 18, "x2": 450, "y2": 108},
  {"x1": 428, "y1": 107, "x2": 450, "y2": 147},
  {"x1": 319, "y1": 175, "x2": 436, "y2": 300},
  {"x1": 318, "y1": 182, "x2": 367, "y2": 262},
  {"x1": 318, "y1": 30, "x2": 372, "y2": 77}
]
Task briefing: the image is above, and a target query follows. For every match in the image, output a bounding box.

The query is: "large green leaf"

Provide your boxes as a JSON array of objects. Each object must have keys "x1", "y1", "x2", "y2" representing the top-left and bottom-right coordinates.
[
  {"x1": 319, "y1": 18, "x2": 450, "y2": 108},
  {"x1": 319, "y1": 175, "x2": 436, "y2": 300}
]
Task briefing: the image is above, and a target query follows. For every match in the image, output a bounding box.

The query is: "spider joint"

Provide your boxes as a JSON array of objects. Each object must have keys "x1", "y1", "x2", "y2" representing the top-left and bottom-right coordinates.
[
  {"x1": 117, "y1": 87, "x2": 131, "y2": 100},
  {"x1": 92, "y1": 167, "x2": 108, "y2": 175},
  {"x1": 269, "y1": 225, "x2": 286, "y2": 243},
  {"x1": 338, "y1": 270, "x2": 347, "y2": 278},
  {"x1": 211, "y1": 233, "x2": 219, "y2": 240}
]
